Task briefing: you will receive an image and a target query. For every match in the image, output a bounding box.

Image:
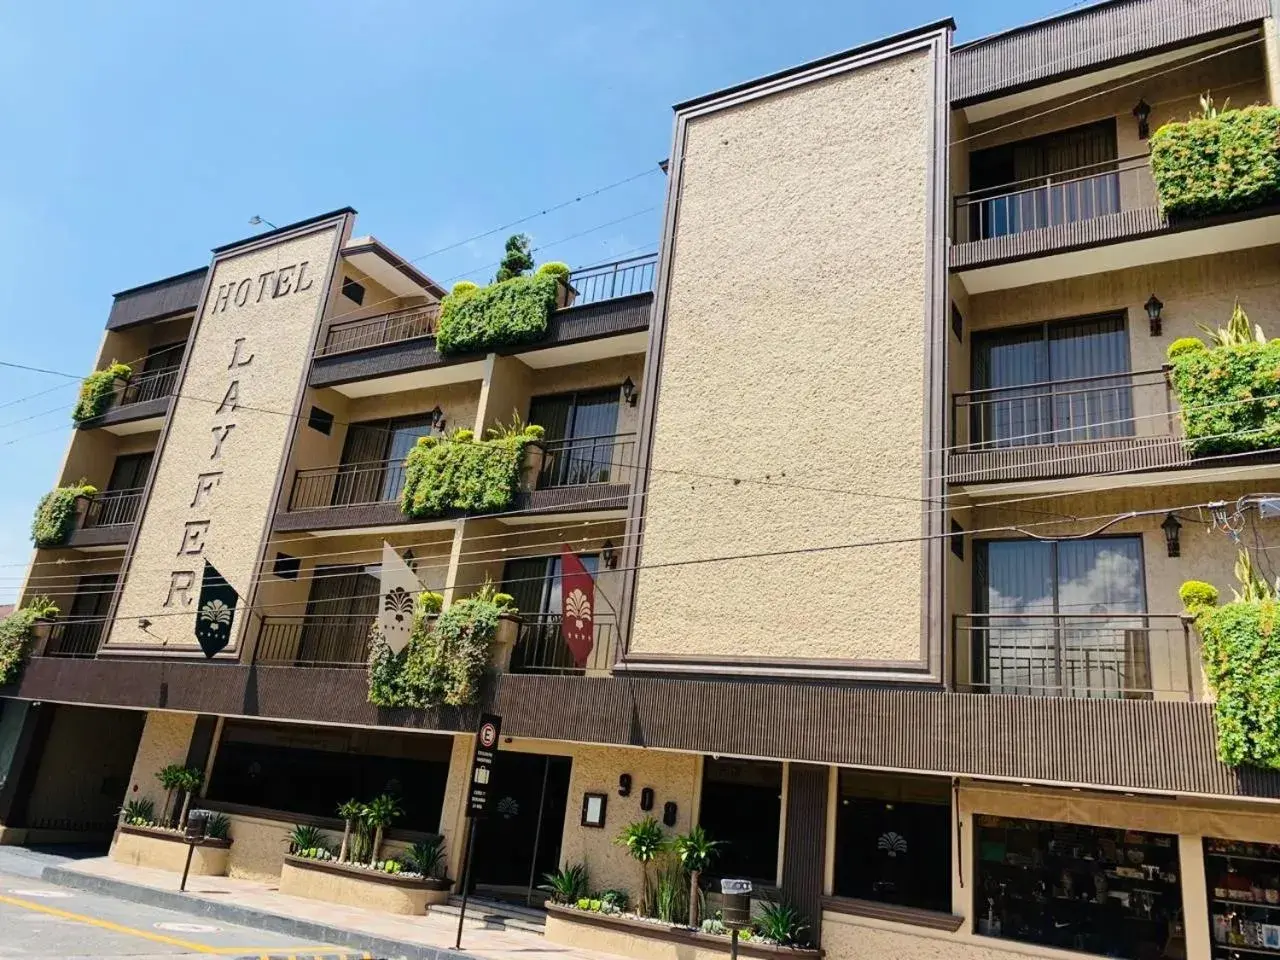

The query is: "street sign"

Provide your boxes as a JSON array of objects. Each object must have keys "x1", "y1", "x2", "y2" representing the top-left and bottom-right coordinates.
[{"x1": 466, "y1": 713, "x2": 502, "y2": 819}]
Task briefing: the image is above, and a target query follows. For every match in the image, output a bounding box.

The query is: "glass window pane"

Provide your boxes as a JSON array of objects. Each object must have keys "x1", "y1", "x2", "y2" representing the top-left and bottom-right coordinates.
[{"x1": 699, "y1": 758, "x2": 782, "y2": 885}]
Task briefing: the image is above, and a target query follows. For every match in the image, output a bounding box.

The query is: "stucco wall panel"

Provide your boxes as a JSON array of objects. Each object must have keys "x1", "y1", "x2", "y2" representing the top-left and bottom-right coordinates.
[
  {"x1": 631, "y1": 47, "x2": 938, "y2": 665},
  {"x1": 125, "y1": 711, "x2": 196, "y2": 818}
]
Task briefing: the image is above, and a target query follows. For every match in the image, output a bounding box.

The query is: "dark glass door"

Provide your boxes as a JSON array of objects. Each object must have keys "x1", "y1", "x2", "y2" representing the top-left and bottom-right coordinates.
[
  {"x1": 501, "y1": 554, "x2": 599, "y2": 672},
  {"x1": 298, "y1": 564, "x2": 380, "y2": 663},
  {"x1": 48, "y1": 574, "x2": 118, "y2": 656},
  {"x1": 529, "y1": 389, "x2": 620, "y2": 487}
]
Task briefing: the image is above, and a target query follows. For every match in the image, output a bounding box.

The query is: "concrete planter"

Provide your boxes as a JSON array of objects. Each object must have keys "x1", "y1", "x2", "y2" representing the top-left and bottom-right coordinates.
[
  {"x1": 490, "y1": 614, "x2": 521, "y2": 672},
  {"x1": 280, "y1": 855, "x2": 450, "y2": 915},
  {"x1": 520, "y1": 441, "x2": 546, "y2": 492},
  {"x1": 110, "y1": 823, "x2": 230, "y2": 877},
  {"x1": 555, "y1": 277, "x2": 577, "y2": 309}
]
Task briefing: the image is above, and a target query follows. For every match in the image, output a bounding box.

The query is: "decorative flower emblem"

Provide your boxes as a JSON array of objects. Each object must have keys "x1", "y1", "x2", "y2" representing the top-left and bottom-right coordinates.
[
  {"x1": 877, "y1": 831, "x2": 908, "y2": 857},
  {"x1": 565, "y1": 589, "x2": 591, "y2": 630},
  {"x1": 199, "y1": 599, "x2": 232, "y2": 627},
  {"x1": 384, "y1": 586, "x2": 413, "y2": 623},
  {"x1": 497, "y1": 796, "x2": 520, "y2": 819}
]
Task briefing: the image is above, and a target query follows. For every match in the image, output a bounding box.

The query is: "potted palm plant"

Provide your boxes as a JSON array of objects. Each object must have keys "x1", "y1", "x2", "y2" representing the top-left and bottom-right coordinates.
[
  {"x1": 672, "y1": 826, "x2": 721, "y2": 927},
  {"x1": 615, "y1": 817, "x2": 666, "y2": 916},
  {"x1": 361, "y1": 793, "x2": 403, "y2": 866},
  {"x1": 337, "y1": 798, "x2": 362, "y2": 863}
]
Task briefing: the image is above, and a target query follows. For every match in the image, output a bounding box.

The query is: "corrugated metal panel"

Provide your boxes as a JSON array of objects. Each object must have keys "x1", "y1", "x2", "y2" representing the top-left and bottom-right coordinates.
[
  {"x1": 782, "y1": 764, "x2": 828, "y2": 942},
  {"x1": 952, "y1": 0, "x2": 1270, "y2": 104},
  {"x1": 76, "y1": 395, "x2": 172, "y2": 431},
  {"x1": 9, "y1": 659, "x2": 1280, "y2": 799},
  {"x1": 106, "y1": 269, "x2": 207, "y2": 331},
  {"x1": 948, "y1": 435, "x2": 1189, "y2": 483}
]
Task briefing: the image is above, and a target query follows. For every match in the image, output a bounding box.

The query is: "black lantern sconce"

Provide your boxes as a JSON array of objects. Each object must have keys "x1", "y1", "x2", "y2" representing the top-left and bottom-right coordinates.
[
  {"x1": 429, "y1": 406, "x2": 446, "y2": 432},
  {"x1": 640, "y1": 787, "x2": 655, "y2": 812},
  {"x1": 662, "y1": 801, "x2": 678, "y2": 828},
  {"x1": 1162, "y1": 513, "x2": 1182, "y2": 558},
  {"x1": 618, "y1": 773, "x2": 632, "y2": 797},
  {"x1": 602, "y1": 540, "x2": 619, "y2": 570},
  {"x1": 621, "y1": 377, "x2": 638, "y2": 407},
  {"x1": 1133, "y1": 98, "x2": 1152, "y2": 140},
  {"x1": 1145, "y1": 294, "x2": 1164, "y2": 337}
]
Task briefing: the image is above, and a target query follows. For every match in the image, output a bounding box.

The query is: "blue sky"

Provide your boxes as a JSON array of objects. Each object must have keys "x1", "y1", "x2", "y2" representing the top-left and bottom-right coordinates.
[{"x1": 0, "y1": 0, "x2": 1075, "y2": 598}]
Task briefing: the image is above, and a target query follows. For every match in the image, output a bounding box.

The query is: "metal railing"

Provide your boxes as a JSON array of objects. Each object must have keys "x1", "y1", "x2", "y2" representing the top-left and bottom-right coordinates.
[
  {"x1": 953, "y1": 154, "x2": 1151, "y2": 244},
  {"x1": 44, "y1": 619, "x2": 108, "y2": 658},
  {"x1": 954, "y1": 613, "x2": 1195, "y2": 700},
  {"x1": 952, "y1": 368, "x2": 1175, "y2": 451},
  {"x1": 116, "y1": 366, "x2": 180, "y2": 408},
  {"x1": 81, "y1": 488, "x2": 145, "y2": 528},
  {"x1": 567, "y1": 253, "x2": 657, "y2": 306},
  {"x1": 319, "y1": 304, "x2": 442, "y2": 356},
  {"x1": 287, "y1": 459, "x2": 408, "y2": 512},
  {"x1": 254, "y1": 615, "x2": 381, "y2": 667},
  {"x1": 536, "y1": 433, "x2": 637, "y2": 489},
  {"x1": 510, "y1": 613, "x2": 617, "y2": 674}
]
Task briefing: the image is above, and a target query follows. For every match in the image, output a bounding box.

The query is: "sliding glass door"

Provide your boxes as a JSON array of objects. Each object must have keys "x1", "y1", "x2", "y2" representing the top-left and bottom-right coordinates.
[
  {"x1": 528, "y1": 389, "x2": 621, "y2": 487},
  {"x1": 333, "y1": 415, "x2": 434, "y2": 506}
]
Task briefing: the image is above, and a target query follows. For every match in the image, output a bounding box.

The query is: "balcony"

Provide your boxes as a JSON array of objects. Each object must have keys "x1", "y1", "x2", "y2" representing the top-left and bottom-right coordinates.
[
  {"x1": 509, "y1": 613, "x2": 618, "y2": 674},
  {"x1": 65, "y1": 488, "x2": 145, "y2": 549},
  {"x1": 43, "y1": 619, "x2": 108, "y2": 659},
  {"x1": 254, "y1": 616, "x2": 377, "y2": 667},
  {"x1": 310, "y1": 254, "x2": 656, "y2": 394},
  {"x1": 954, "y1": 613, "x2": 1197, "y2": 700},
  {"x1": 78, "y1": 367, "x2": 179, "y2": 434},
  {"x1": 526, "y1": 433, "x2": 635, "y2": 514}
]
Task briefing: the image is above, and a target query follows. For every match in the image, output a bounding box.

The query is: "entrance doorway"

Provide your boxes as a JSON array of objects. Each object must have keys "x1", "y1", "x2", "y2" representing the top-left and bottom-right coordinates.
[{"x1": 470, "y1": 751, "x2": 572, "y2": 905}]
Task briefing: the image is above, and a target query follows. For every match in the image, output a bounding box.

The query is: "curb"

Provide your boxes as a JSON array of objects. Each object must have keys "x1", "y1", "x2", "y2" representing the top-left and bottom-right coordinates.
[{"x1": 40, "y1": 865, "x2": 479, "y2": 960}]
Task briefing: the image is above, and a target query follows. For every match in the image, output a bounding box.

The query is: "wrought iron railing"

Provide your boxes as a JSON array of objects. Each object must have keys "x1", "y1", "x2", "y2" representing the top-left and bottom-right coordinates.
[
  {"x1": 287, "y1": 459, "x2": 408, "y2": 511},
  {"x1": 81, "y1": 488, "x2": 145, "y2": 528},
  {"x1": 116, "y1": 366, "x2": 180, "y2": 408},
  {"x1": 254, "y1": 615, "x2": 384, "y2": 667},
  {"x1": 954, "y1": 613, "x2": 1195, "y2": 700},
  {"x1": 536, "y1": 433, "x2": 636, "y2": 489},
  {"x1": 44, "y1": 619, "x2": 108, "y2": 658},
  {"x1": 567, "y1": 254, "x2": 657, "y2": 306},
  {"x1": 509, "y1": 613, "x2": 617, "y2": 674},
  {"x1": 952, "y1": 368, "x2": 1176, "y2": 451},
  {"x1": 318, "y1": 304, "x2": 442, "y2": 357},
  {"x1": 953, "y1": 154, "x2": 1151, "y2": 244}
]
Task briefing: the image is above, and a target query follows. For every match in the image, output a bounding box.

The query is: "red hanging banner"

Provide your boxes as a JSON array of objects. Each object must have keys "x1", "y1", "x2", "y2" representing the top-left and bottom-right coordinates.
[{"x1": 559, "y1": 545, "x2": 596, "y2": 668}]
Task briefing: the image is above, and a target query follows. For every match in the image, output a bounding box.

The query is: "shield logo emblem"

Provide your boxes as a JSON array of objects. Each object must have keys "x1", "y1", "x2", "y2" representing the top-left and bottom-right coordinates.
[{"x1": 194, "y1": 562, "x2": 238, "y2": 658}]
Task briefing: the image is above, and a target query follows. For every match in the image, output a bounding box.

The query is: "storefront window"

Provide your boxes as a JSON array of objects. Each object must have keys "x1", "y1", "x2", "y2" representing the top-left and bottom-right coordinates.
[
  {"x1": 974, "y1": 815, "x2": 1184, "y2": 959},
  {"x1": 833, "y1": 770, "x2": 951, "y2": 912},
  {"x1": 1205, "y1": 837, "x2": 1280, "y2": 957},
  {"x1": 698, "y1": 757, "x2": 782, "y2": 885}
]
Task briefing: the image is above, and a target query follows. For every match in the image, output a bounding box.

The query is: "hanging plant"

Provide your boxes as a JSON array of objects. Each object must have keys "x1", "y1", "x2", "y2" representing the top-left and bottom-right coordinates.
[
  {"x1": 1150, "y1": 104, "x2": 1280, "y2": 220},
  {"x1": 0, "y1": 596, "x2": 59, "y2": 687},
  {"x1": 31, "y1": 481, "x2": 97, "y2": 547},
  {"x1": 400, "y1": 423, "x2": 543, "y2": 519},
  {"x1": 72, "y1": 362, "x2": 131, "y2": 422}
]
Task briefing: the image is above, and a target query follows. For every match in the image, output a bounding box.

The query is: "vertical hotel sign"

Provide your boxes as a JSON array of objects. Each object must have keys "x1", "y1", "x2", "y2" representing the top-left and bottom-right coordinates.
[{"x1": 105, "y1": 216, "x2": 348, "y2": 653}]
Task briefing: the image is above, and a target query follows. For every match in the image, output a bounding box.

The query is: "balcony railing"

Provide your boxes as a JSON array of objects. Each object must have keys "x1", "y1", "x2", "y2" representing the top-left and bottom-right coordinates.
[
  {"x1": 81, "y1": 488, "x2": 145, "y2": 528},
  {"x1": 954, "y1": 613, "x2": 1195, "y2": 700},
  {"x1": 952, "y1": 368, "x2": 1176, "y2": 451},
  {"x1": 318, "y1": 304, "x2": 442, "y2": 357},
  {"x1": 567, "y1": 254, "x2": 657, "y2": 306},
  {"x1": 288, "y1": 459, "x2": 407, "y2": 512},
  {"x1": 44, "y1": 619, "x2": 108, "y2": 659},
  {"x1": 509, "y1": 613, "x2": 617, "y2": 674},
  {"x1": 115, "y1": 366, "x2": 180, "y2": 408},
  {"x1": 953, "y1": 154, "x2": 1151, "y2": 244},
  {"x1": 254, "y1": 615, "x2": 382, "y2": 667},
  {"x1": 537, "y1": 433, "x2": 637, "y2": 489}
]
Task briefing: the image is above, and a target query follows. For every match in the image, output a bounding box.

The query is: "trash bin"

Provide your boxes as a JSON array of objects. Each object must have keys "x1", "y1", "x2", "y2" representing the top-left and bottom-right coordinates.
[
  {"x1": 720, "y1": 878, "x2": 753, "y2": 929},
  {"x1": 184, "y1": 809, "x2": 210, "y2": 842}
]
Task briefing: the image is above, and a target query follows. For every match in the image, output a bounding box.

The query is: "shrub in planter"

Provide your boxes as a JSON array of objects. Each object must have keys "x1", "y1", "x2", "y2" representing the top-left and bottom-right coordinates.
[
  {"x1": 536, "y1": 261, "x2": 570, "y2": 282},
  {"x1": 435, "y1": 272, "x2": 559, "y2": 355},
  {"x1": 73, "y1": 362, "x2": 132, "y2": 423},
  {"x1": 1150, "y1": 105, "x2": 1280, "y2": 219},
  {"x1": 31, "y1": 482, "x2": 97, "y2": 547},
  {"x1": 494, "y1": 233, "x2": 534, "y2": 283},
  {"x1": 1168, "y1": 337, "x2": 1280, "y2": 456},
  {"x1": 400, "y1": 425, "x2": 543, "y2": 519},
  {"x1": 539, "y1": 862, "x2": 590, "y2": 905},
  {"x1": 0, "y1": 596, "x2": 58, "y2": 687},
  {"x1": 1167, "y1": 337, "x2": 1206, "y2": 361}
]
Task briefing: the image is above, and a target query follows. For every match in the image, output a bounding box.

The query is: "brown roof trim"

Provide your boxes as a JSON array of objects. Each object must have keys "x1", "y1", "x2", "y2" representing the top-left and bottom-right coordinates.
[
  {"x1": 211, "y1": 207, "x2": 358, "y2": 255},
  {"x1": 111, "y1": 266, "x2": 209, "y2": 300},
  {"x1": 341, "y1": 237, "x2": 448, "y2": 300},
  {"x1": 820, "y1": 896, "x2": 964, "y2": 933}
]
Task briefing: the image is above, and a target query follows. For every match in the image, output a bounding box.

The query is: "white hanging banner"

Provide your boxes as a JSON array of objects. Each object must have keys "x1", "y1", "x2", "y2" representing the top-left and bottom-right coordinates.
[{"x1": 378, "y1": 541, "x2": 421, "y2": 654}]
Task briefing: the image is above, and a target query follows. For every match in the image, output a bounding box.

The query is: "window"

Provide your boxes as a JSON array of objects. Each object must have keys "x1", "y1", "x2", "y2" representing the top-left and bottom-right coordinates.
[
  {"x1": 950, "y1": 519, "x2": 965, "y2": 560},
  {"x1": 333, "y1": 414, "x2": 434, "y2": 506},
  {"x1": 698, "y1": 757, "x2": 782, "y2": 885},
  {"x1": 951, "y1": 303, "x2": 964, "y2": 342},
  {"x1": 501, "y1": 553, "x2": 601, "y2": 673},
  {"x1": 975, "y1": 815, "x2": 1183, "y2": 959},
  {"x1": 970, "y1": 314, "x2": 1133, "y2": 448},
  {"x1": 833, "y1": 771, "x2": 951, "y2": 912},
  {"x1": 341, "y1": 276, "x2": 365, "y2": 305},
  {"x1": 973, "y1": 537, "x2": 1148, "y2": 697},
  {"x1": 307, "y1": 406, "x2": 334, "y2": 435},
  {"x1": 1204, "y1": 837, "x2": 1280, "y2": 955},
  {"x1": 206, "y1": 719, "x2": 451, "y2": 832},
  {"x1": 46, "y1": 574, "x2": 118, "y2": 657},
  {"x1": 297, "y1": 564, "x2": 381, "y2": 664},
  {"x1": 272, "y1": 553, "x2": 300, "y2": 580},
  {"x1": 106, "y1": 453, "x2": 153, "y2": 492}
]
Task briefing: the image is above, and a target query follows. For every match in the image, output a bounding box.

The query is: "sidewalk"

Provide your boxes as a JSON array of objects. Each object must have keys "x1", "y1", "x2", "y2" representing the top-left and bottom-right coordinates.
[{"x1": 42, "y1": 856, "x2": 627, "y2": 960}]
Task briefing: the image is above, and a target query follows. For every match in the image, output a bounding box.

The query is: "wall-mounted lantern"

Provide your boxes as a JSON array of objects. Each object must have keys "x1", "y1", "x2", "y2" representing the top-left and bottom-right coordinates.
[
  {"x1": 1162, "y1": 513, "x2": 1182, "y2": 558},
  {"x1": 1134, "y1": 99, "x2": 1152, "y2": 140},
  {"x1": 1145, "y1": 294, "x2": 1164, "y2": 337},
  {"x1": 429, "y1": 406, "x2": 446, "y2": 432},
  {"x1": 602, "y1": 540, "x2": 619, "y2": 570},
  {"x1": 621, "y1": 377, "x2": 638, "y2": 407},
  {"x1": 662, "y1": 801, "x2": 678, "y2": 828}
]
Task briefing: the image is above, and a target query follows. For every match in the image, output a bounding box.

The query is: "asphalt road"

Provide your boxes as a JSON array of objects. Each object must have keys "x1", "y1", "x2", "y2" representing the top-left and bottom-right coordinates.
[{"x1": 0, "y1": 852, "x2": 359, "y2": 960}]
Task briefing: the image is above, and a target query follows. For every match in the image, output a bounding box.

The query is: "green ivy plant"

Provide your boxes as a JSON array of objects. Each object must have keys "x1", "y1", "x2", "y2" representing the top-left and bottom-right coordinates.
[
  {"x1": 72, "y1": 362, "x2": 131, "y2": 422},
  {"x1": 435, "y1": 272, "x2": 560, "y2": 355},
  {"x1": 400, "y1": 424, "x2": 544, "y2": 519},
  {"x1": 1150, "y1": 104, "x2": 1280, "y2": 220},
  {"x1": 31, "y1": 482, "x2": 97, "y2": 547},
  {"x1": 1183, "y1": 549, "x2": 1280, "y2": 769},
  {"x1": 367, "y1": 588, "x2": 511, "y2": 708},
  {"x1": 0, "y1": 596, "x2": 58, "y2": 687}
]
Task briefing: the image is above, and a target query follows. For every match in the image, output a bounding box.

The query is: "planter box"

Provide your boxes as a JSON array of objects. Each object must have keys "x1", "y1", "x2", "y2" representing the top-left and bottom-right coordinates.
[
  {"x1": 545, "y1": 904, "x2": 823, "y2": 960},
  {"x1": 519, "y1": 441, "x2": 546, "y2": 492},
  {"x1": 491, "y1": 614, "x2": 520, "y2": 671},
  {"x1": 110, "y1": 823, "x2": 230, "y2": 877},
  {"x1": 555, "y1": 278, "x2": 577, "y2": 309},
  {"x1": 280, "y1": 855, "x2": 450, "y2": 915}
]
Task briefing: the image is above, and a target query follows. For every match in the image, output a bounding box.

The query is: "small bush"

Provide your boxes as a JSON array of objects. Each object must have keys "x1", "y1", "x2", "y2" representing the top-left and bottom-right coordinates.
[
  {"x1": 73, "y1": 362, "x2": 131, "y2": 422},
  {"x1": 452, "y1": 429, "x2": 474, "y2": 443},
  {"x1": 1180, "y1": 580, "x2": 1220, "y2": 610},
  {"x1": 121, "y1": 798, "x2": 156, "y2": 825},
  {"x1": 418, "y1": 591, "x2": 444, "y2": 615},
  {"x1": 406, "y1": 835, "x2": 446, "y2": 879},
  {"x1": 536, "y1": 261, "x2": 570, "y2": 281},
  {"x1": 1167, "y1": 337, "x2": 1206, "y2": 360},
  {"x1": 492, "y1": 592, "x2": 516, "y2": 610},
  {"x1": 1150, "y1": 106, "x2": 1280, "y2": 219},
  {"x1": 452, "y1": 281, "x2": 480, "y2": 297},
  {"x1": 539, "y1": 862, "x2": 590, "y2": 905},
  {"x1": 288, "y1": 824, "x2": 329, "y2": 854},
  {"x1": 495, "y1": 234, "x2": 534, "y2": 283},
  {"x1": 31, "y1": 482, "x2": 97, "y2": 547},
  {"x1": 205, "y1": 813, "x2": 231, "y2": 840}
]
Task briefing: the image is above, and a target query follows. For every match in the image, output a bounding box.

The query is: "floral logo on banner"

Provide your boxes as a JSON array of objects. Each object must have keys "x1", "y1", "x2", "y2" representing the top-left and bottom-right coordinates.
[
  {"x1": 497, "y1": 796, "x2": 520, "y2": 819},
  {"x1": 877, "y1": 831, "x2": 908, "y2": 857},
  {"x1": 199, "y1": 599, "x2": 232, "y2": 628},
  {"x1": 565, "y1": 589, "x2": 592, "y2": 631},
  {"x1": 384, "y1": 586, "x2": 413, "y2": 624}
]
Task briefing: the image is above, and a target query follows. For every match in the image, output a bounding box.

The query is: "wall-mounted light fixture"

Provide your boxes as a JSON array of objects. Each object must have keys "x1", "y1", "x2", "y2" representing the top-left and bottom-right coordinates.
[
  {"x1": 1145, "y1": 294, "x2": 1164, "y2": 337},
  {"x1": 602, "y1": 540, "x2": 619, "y2": 569},
  {"x1": 1133, "y1": 99, "x2": 1152, "y2": 140},
  {"x1": 621, "y1": 377, "x2": 638, "y2": 407},
  {"x1": 429, "y1": 406, "x2": 445, "y2": 431},
  {"x1": 1162, "y1": 513, "x2": 1182, "y2": 558}
]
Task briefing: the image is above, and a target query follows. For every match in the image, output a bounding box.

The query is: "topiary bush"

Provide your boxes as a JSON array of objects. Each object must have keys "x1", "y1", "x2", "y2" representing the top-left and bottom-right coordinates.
[
  {"x1": 494, "y1": 233, "x2": 534, "y2": 283},
  {"x1": 451, "y1": 280, "x2": 480, "y2": 297},
  {"x1": 435, "y1": 272, "x2": 559, "y2": 355},
  {"x1": 1150, "y1": 105, "x2": 1280, "y2": 220},
  {"x1": 31, "y1": 482, "x2": 97, "y2": 547},
  {"x1": 73, "y1": 362, "x2": 131, "y2": 422},
  {"x1": 400, "y1": 426, "x2": 542, "y2": 519},
  {"x1": 0, "y1": 596, "x2": 59, "y2": 687},
  {"x1": 1168, "y1": 340, "x2": 1280, "y2": 456},
  {"x1": 1166, "y1": 337, "x2": 1206, "y2": 360},
  {"x1": 536, "y1": 261, "x2": 571, "y2": 282},
  {"x1": 1179, "y1": 579, "x2": 1220, "y2": 610}
]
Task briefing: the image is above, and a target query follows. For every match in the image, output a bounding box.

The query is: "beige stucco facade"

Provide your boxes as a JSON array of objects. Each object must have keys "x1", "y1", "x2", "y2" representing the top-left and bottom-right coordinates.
[
  {"x1": 110, "y1": 826, "x2": 229, "y2": 876},
  {"x1": 124, "y1": 710, "x2": 196, "y2": 819},
  {"x1": 630, "y1": 43, "x2": 940, "y2": 668}
]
